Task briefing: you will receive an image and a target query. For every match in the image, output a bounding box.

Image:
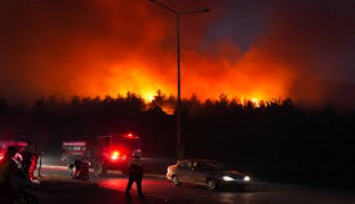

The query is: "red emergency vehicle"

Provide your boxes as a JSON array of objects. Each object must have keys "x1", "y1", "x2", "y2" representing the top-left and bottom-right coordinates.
[
  {"x1": 61, "y1": 133, "x2": 141, "y2": 176},
  {"x1": 0, "y1": 140, "x2": 29, "y2": 163}
]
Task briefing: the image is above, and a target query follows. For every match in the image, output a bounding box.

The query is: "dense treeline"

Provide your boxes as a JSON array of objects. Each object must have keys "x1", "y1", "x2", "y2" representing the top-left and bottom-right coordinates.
[{"x1": 0, "y1": 91, "x2": 354, "y2": 188}]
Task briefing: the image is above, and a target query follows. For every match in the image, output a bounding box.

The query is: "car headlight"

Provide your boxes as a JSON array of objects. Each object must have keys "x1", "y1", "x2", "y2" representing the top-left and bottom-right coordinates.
[
  {"x1": 243, "y1": 176, "x2": 251, "y2": 182},
  {"x1": 222, "y1": 176, "x2": 234, "y2": 181}
]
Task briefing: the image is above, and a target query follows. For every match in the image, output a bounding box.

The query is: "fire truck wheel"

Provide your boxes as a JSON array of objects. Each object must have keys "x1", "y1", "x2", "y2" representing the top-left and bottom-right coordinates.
[{"x1": 93, "y1": 161, "x2": 104, "y2": 176}]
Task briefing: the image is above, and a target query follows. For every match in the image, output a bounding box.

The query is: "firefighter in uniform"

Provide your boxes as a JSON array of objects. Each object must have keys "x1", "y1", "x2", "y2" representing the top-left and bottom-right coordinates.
[{"x1": 125, "y1": 150, "x2": 144, "y2": 198}]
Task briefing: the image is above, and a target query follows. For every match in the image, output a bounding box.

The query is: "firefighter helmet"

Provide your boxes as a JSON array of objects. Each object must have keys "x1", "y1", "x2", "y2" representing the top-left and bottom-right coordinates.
[{"x1": 132, "y1": 150, "x2": 142, "y2": 158}]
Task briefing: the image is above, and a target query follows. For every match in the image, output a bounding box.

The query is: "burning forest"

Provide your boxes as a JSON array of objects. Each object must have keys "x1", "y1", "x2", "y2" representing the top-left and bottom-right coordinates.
[{"x1": 0, "y1": 0, "x2": 353, "y2": 110}]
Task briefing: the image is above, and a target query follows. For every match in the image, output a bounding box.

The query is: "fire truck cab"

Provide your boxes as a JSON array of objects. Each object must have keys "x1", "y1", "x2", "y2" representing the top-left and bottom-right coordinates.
[{"x1": 61, "y1": 133, "x2": 141, "y2": 176}]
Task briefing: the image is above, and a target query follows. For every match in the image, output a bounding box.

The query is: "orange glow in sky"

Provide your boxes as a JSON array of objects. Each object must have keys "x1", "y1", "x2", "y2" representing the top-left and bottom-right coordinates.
[{"x1": 0, "y1": 0, "x2": 303, "y2": 104}]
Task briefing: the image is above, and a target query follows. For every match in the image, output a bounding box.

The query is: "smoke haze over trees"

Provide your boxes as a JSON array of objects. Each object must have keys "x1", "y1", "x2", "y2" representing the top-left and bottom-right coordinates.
[{"x1": 0, "y1": 0, "x2": 354, "y2": 107}]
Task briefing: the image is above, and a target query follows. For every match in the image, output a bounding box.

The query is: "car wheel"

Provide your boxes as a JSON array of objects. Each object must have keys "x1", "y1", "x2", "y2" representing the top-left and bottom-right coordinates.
[
  {"x1": 172, "y1": 176, "x2": 180, "y2": 186},
  {"x1": 207, "y1": 179, "x2": 217, "y2": 191}
]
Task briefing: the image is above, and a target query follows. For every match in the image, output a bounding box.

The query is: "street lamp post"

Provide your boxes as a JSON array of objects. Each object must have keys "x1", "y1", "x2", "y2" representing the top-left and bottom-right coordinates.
[{"x1": 148, "y1": 0, "x2": 209, "y2": 160}]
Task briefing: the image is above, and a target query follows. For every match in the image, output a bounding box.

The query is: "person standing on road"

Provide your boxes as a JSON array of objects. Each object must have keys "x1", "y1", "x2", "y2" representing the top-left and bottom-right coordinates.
[
  {"x1": 125, "y1": 150, "x2": 144, "y2": 198},
  {"x1": 18, "y1": 146, "x2": 31, "y2": 175},
  {"x1": 18, "y1": 144, "x2": 39, "y2": 182}
]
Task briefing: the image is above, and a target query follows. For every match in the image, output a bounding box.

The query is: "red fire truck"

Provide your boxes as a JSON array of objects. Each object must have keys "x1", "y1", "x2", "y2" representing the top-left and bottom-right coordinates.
[{"x1": 61, "y1": 133, "x2": 141, "y2": 176}]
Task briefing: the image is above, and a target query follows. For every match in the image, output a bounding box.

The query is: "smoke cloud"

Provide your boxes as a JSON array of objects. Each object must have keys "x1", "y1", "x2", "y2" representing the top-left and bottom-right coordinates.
[{"x1": 0, "y1": 0, "x2": 354, "y2": 108}]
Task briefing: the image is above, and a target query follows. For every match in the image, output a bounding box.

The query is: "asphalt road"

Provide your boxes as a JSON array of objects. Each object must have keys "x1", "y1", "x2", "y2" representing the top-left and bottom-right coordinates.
[{"x1": 29, "y1": 156, "x2": 355, "y2": 204}]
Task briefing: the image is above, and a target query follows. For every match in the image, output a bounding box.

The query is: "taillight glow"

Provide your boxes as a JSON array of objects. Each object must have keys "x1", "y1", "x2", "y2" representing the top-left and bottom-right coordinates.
[
  {"x1": 0, "y1": 154, "x2": 4, "y2": 161},
  {"x1": 111, "y1": 151, "x2": 120, "y2": 160}
]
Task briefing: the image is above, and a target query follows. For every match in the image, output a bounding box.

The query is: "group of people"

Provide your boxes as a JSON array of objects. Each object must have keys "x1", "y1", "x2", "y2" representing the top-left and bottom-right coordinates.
[
  {"x1": 0, "y1": 145, "x2": 39, "y2": 203},
  {"x1": 0, "y1": 145, "x2": 145, "y2": 201}
]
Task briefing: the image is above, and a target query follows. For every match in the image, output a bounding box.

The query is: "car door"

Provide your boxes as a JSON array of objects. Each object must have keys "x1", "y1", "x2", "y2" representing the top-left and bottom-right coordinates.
[
  {"x1": 190, "y1": 161, "x2": 206, "y2": 185},
  {"x1": 192, "y1": 161, "x2": 215, "y2": 185},
  {"x1": 175, "y1": 161, "x2": 193, "y2": 183}
]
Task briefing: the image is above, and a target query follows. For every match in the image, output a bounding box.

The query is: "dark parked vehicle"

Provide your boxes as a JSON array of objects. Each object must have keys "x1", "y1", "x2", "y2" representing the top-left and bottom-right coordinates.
[
  {"x1": 61, "y1": 133, "x2": 141, "y2": 176},
  {"x1": 166, "y1": 159, "x2": 251, "y2": 191}
]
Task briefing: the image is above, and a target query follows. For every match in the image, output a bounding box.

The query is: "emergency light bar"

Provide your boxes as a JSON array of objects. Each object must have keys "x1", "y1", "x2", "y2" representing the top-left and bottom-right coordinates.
[{"x1": 124, "y1": 133, "x2": 139, "y2": 139}]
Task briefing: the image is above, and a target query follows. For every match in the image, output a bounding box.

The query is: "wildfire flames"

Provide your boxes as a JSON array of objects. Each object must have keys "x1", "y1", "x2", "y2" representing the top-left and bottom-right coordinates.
[
  {"x1": 103, "y1": 47, "x2": 295, "y2": 103},
  {"x1": 0, "y1": 0, "x2": 353, "y2": 109}
]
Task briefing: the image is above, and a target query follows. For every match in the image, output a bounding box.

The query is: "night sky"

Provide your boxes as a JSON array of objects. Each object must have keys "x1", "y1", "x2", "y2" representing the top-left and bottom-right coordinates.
[{"x1": 0, "y1": 0, "x2": 354, "y2": 106}]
